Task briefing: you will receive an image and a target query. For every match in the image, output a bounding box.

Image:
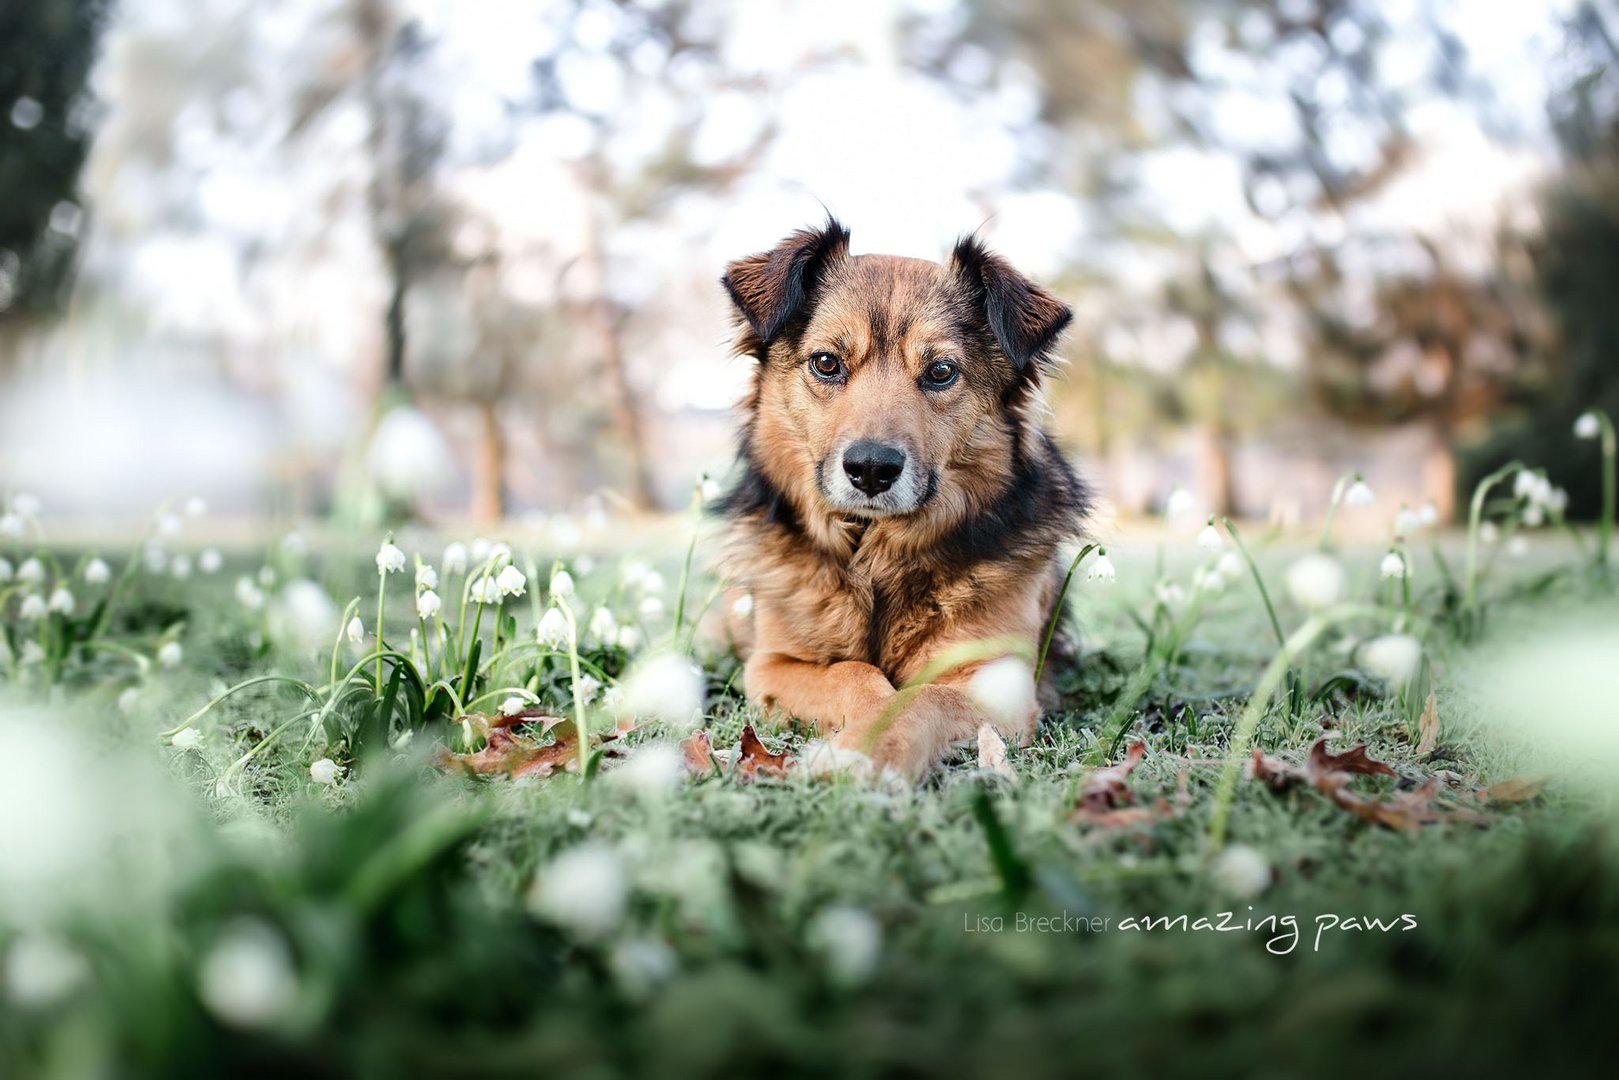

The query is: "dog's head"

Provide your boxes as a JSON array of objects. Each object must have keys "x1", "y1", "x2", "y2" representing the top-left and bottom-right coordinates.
[{"x1": 723, "y1": 218, "x2": 1071, "y2": 526}]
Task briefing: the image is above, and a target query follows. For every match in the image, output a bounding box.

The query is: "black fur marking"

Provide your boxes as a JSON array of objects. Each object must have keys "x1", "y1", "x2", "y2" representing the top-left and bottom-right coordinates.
[
  {"x1": 720, "y1": 429, "x2": 802, "y2": 536},
  {"x1": 950, "y1": 234, "x2": 1072, "y2": 373},
  {"x1": 721, "y1": 217, "x2": 850, "y2": 352},
  {"x1": 928, "y1": 433, "x2": 1089, "y2": 571}
]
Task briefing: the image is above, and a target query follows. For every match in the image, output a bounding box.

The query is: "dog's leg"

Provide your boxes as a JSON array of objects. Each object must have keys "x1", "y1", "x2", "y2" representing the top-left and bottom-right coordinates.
[
  {"x1": 832, "y1": 663, "x2": 1038, "y2": 779},
  {"x1": 743, "y1": 652, "x2": 895, "y2": 736}
]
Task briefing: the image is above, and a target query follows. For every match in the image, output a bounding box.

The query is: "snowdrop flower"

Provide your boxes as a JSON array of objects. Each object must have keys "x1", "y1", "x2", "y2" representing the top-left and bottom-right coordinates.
[
  {"x1": 537, "y1": 607, "x2": 569, "y2": 647},
  {"x1": 375, "y1": 542, "x2": 406, "y2": 574},
  {"x1": 1379, "y1": 549, "x2": 1408, "y2": 580},
  {"x1": 171, "y1": 727, "x2": 204, "y2": 751},
  {"x1": 488, "y1": 542, "x2": 513, "y2": 563},
  {"x1": 19, "y1": 594, "x2": 46, "y2": 620},
  {"x1": 1479, "y1": 521, "x2": 1500, "y2": 545},
  {"x1": 185, "y1": 496, "x2": 207, "y2": 516},
  {"x1": 1343, "y1": 474, "x2": 1374, "y2": 506},
  {"x1": 47, "y1": 587, "x2": 74, "y2": 615},
  {"x1": 500, "y1": 696, "x2": 529, "y2": 717},
  {"x1": 117, "y1": 687, "x2": 140, "y2": 714},
  {"x1": 1086, "y1": 548, "x2": 1116, "y2": 583},
  {"x1": 967, "y1": 656, "x2": 1035, "y2": 725},
  {"x1": 1394, "y1": 504, "x2": 1421, "y2": 538},
  {"x1": 1522, "y1": 502, "x2": 1545, "y2": 528},
  {"x1": 0, "y1": 557, "x2": 10, "y2": 581},
  {"x1": 0, "y1": 513, "x2": 22, "y2": 538},
  {"x1": 549, "y1": 568, "x2": 574, "y2": 599},
  {"x1": 470, "y1": 537, "x2": 493, "y2": 562},
  {"x1": 575, "y1": 673, "x2": 602, "y2": 705},
  {"x1": 235, "y1": 577, "x2": 266, "y2": 610},
  {"x1": 616, "y1": 626, "x2": 643, "y2": 651},
  {"x1": 441, "y1": 542, "x2": 468, "y2": 575},
  {"x1": 157, "y1": 641, "x2": 183, "y2": 668},
  {"x1": 617, "y1": 651, "x2": 704, "y2": 729},
  {"x1": 620, "y1": 560, "x2": 649, "y2": 588},
  {"x1": 496, "y1": 564, "x2": 527, "y2": 597},
  {"x1": 1210, "y1": 844, "x2": 1271, "y2": 899},
  {"x1": 20, "y1": 641, "x2": 44, "y2": 665},
  {"x1": 1358, "y1": 634, "x2": 1423, "y2": 686},
  {"x1": 1575, "y1": 411, "x2": 1602, "y2": 440},
  {"x1": 416, "y1": 589, "x2": 442, "y2": 619},
  {"x1": 83, "y1": 558, "x2": 111, "y2": 584},
  {"x1": 17, "y1": 557, "x2": 44, "y2": 585},
  {"x1": 731, "y1": 593, "x2": 754, "y2": 617},
  {"x1": 1285, "y1": 553, "x2": 1345, "y2": 611},
  {"x1": 170, "y1": 554, "x2": 193, "y2": 579},
  {"x1": 1215, "y1": 550, "x2": 1244, "y2": 583},
  {"x1": 641, "y1": 570, "x2": 667, "y2": 595},
  {"x1": 198, "y1": 919, "x2": 298, "y2": 1030},
  {"x1": 1192, "y1": 566, "x2": 1226, "y2": 594},
  {"x1": 1417, "y1": 501, "x2": 1440, "y2": 528},
  {"x1": 607, "y1": 743, "x2": 684, "y2": 800},
  {"x1": 199, "y1": 548, "x2": 223, "y2": 575},
  {"x1": 1197, "y1": 517, "x2": 1223, "y2": 551},
  {"x1": 1164, "y1": 486, "x2": 1197, "y2": 521},
  {"x1": 639, "y1": 595, "x2": 666, "y2": 618},
  {"x1": 1155, "y1": 581, "x2": 1186, "y2": 609},
  {"x1": 309, "y1": 758, "x2": 341, "y2": 784},
  {"x1": 469, "y1": 575, "x2": 499, "y2": 604},
  {"x1": 807, "y1": 906, "x2": 882, "y2": 986},
  {"x1": 345, "y1": 616, "x2": 364, "y2": 644},
  {"x1": 10, "y1": 492, "x2": 40, "y2": 517},
  {"x1": 5, "y1": 933, "x2": 90, "y2": 1009},
  {"x1": 1544, "y1": 487, "x2": 1569, "y2": 517},
  {"x1": 157, "y1": 512, "x2": 182, "y2": 537},
  {"x1": 415, "y1": 564, "x2": 438, "y2": 590},
  {"x1": 1507, "y1": 535, "x2": 1530, "y2": 558},
  {"x1": 1513, "y1": 469, "x2": 1549, "y2": 504},
  {"x1": 588, "y1": 606, "x2": 618, "y2": 644},
  {"x1": 528, "y1": 843, "x2": 628, "y2": 940},
  {"x1": 699, "y1": 476, "x2": 722, "y2": 503}
]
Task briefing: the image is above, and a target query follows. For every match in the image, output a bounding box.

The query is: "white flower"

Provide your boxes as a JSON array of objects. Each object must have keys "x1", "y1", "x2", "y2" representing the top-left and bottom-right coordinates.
[
  {"x1": 700, "y1": 477, "x2": 722, "y2": 503},
  {"x1": 617, "y1": 651, "x2": 704, "y2": 729},
  {"x1": 171, "y1": 727, "x2": 205, "y2": 751},
  {"x1": 1544, "y1": 487, "x2": 1569, "y2": 517},
  {"x1": 528, "y1": 843, "x2": 627, "y2": 940},
  {"x1": 83, "y1": 558, "x2": 111, "y2": 584},
  {"x1": 0, "y1": 513, "x2": 22, "y2": 538},
  {"x1": 197, "y1": 919, "x2": 298, "y2": 1030},
  {"x1": 1513, "y1": 468, "x2": 1550, "y2": 504},
  {"x1": 1343, "y1": 475, "x2": 1374, "y2": 506},
  {"x1": 4, "y1": 933, "x2": 89, "y2": 1009},
  {"x1": 47, "y1": 587, "x2": 74, "y2": 615},
  {"x1": 488, "y1": 542, "x2": 513, "y2": 563},
  {"x1": 616, "y1": 626, "x2": 643, "y2": 651},
  {"x1": 641, "y1": 570, "x2": 667, "y2": 595},
  {"x1": 117, "y1": 687, "x2": 140, "y2": 714},
  {"x1": 1379, "y1": 550, "x2": 1408, "y2": 580},
  {"x1": 606, "y1": 743, "x2": 684, "y2": 800},
  {"x1": 1164, "y1": 487, "x2": 1197, "y2": 521},
  {"x1": 620, "y1": 560, "x2": 649, "y2": 588},
  {"x1": 235, "y1": 577, "x2": 266, "y2": 610},
  {"x1": 19, "y1": 641, "x2": 44, "y2": 665},
  {"x1": 1192, "y1": 566, "x2": 1226, "y2": 594},
  {"x1": 609, "y1": 938, "x2": 678, "y2": 998},
  {"x1": 1086, "y1": 548, "x2": 1116, "y2": 583},
  {"x1": 9, "y1": 493, "x2": 40, "y2": 517},
  {"x1": 967, "y1": 656, "x2": 1035, "y2": 726},
  {"x1": 470, "y1": 575, "x2": 499, "y2": 604},
  {"x1": 441, "y1": 542, "x2": 468, "y2": 575},
  {"x1": 1575, "y1": 411, "x2": 1601, "y2": 440},
  {"x1": 731, "y1": 593, "x2": 754, "y2": 617},
  {"x1": 1522, "y1": 502, "x2": 1545, "y2": 528},
  {"x1": 1417, "y1": 501, "x2": 1440, "y2": 528},
  {"x1": 185, "y1": 496, "x2": 207, "y2": 516},
  {"x1": 1359, "y1": 634, "x2": 1423, "y2": 686},
  {"x1": 1479, "y1": 521, "x2": 1500, "y2": 545},
  {"x1": 257, "y1": 565, "x2": 276, "y2": 587},
  {"x1": 17, "y1": 557, "x2": 44, "y2": 585},
  {"x1": 500, "y1": 695, "x2": 529, "y2": 716},
  {"x1": 144, "y1": 543, "x2": 168, "y2": 574},
  {"x1": 416, "y1": 589, "x2": 442, "y2": 619},
  {"x1": 170, "y1": 554, "x2": 193, "y2": 579},
  {"x1": 807, "y1": 906, "x2": 882, "y2": 986},
  {"x1": 549, "y1": 569, "x2": 574, "y2": 599},
  {"x1": 157, "y1": 512, "x2": 182, "y2": 537},
  {"x1": 1155, "y1": 581, "x2": 1186, "y2": 609},
  {"x1": 157, "y1": 641, "x2": 183, "y2": 668},
  {"x1": 375, "y1": 542, "x2": 406, "y2": 574},
  {"x1": 537, "y1": 607, "x2": 569, "y2": 647},
  {"x1": 638, "y1": 595, "x2": 665, "y2": 618},
  {"x1": 1210, "y1": 844, "x2": 1271, "y2": 899},
  {"x1": 1215, "y1": 550, "x2": 1244, "y2": 584},
  {"x1": 19, "y1": 594, "x2": 46, "y2": 620},
  {"x1": 470, "y1": 537, "x2": 493, "y2": 563},
  {"x1": 0, "y1": 557, "x2": 11, "y2": 582},
  {"x1": 588, "y1": 606, "x2": 618, "y2": 644},
  {"x1": 309, "y1": 757, "x2": 341, "y2": 784},
  {"x1": 415, "y1": 564, "x2": 438, "y2": 590},
  {"x1": 1197, "y1": 518, "x2": 1223, "y2": 551},
  {"x1": 267, "y1": 581, "x2": 338, "y2": 653},
  {"x1": 496, "y1": 565, "x2": 527, "y2": 597},
  {"x1": 1285, "y1": 553, "x2": 1345, "y2": 611},
  {"x1": 1507, "y1": 535, "x2": 1530, "y2": 558},
  {"x1": 1394, "y1": 504, "x2": 1421, "y2": 538},
  {"x1": 345, "y1": 616, "x2": 364, "y2": 643}
]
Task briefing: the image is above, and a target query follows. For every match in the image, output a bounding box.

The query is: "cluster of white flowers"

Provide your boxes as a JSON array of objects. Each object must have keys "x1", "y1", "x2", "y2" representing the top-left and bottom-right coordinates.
[{"x1": 1513, "y1": 469, "x2": 1568, "y2": 527}]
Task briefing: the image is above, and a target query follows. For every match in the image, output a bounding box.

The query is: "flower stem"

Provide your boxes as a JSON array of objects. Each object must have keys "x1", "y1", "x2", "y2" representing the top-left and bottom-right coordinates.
[
  {"x1": 673, "y1": 479, "x2": 705, "y2": 636},
  {"x1": 1463, "y1": 461, "x2": 1523, "y2": 630},
  {"x1": 375, "y1": 569, "x2": 387, "y2": 695},
  {"x1": 1317, "y1": 473, "x2": 1350, "y2": 552},
  {"x1": 1221, "y1": 518, "x2": 1284, "y2": 649},
  {"x1": 1598, "y1": 410, "x2": 1616, "y2": 569},
  {"x1": 1035, "y1": 543, "x2": 1095, "y2": 686}
]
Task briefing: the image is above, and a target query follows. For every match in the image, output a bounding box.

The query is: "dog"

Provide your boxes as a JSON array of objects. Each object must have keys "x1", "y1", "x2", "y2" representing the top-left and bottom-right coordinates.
[{"x1": 718, "y1": 218, "x2": 1089, "y2": 779}]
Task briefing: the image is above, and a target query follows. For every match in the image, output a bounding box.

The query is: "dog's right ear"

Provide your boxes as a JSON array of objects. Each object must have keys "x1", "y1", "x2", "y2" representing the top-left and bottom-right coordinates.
[{"x1": 721, "y1": 218, "x2": 850, "y2": 351}]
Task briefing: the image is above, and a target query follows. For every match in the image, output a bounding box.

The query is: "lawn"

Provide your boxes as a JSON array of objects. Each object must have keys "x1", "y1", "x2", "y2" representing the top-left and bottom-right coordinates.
[{"x1": 2, "y1": 462, "x2": 1617, "y2": 1077}]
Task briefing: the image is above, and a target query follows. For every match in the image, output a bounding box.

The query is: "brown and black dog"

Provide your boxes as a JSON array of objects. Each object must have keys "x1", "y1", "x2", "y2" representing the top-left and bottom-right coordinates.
[{"x1": 719, "y1": 219, "x2": 1089, "y2": 779}]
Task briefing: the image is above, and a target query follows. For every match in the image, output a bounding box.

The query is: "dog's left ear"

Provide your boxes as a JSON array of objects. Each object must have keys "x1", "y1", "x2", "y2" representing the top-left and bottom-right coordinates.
[
  {"x1": 722, "y1": 218, "x2": 851, "y2": 351},
  {"x1": 949, "y1": 235, "x2": 1072, "y2": 373}
]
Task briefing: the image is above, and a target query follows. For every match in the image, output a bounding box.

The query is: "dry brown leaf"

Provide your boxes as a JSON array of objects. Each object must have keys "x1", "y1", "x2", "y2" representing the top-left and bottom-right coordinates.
[
  {"x1": 735, "y1": 724, "x2": 794, "y2": 781},
  {"x1": 436, "y1": 722, "x2": 580, "y2": 780},
  {"x1": 976, "y1": 724, "x2": 1017, "y2": 783},
  {"x1": 1415, "y1": 693, "x2": 1440, "y2": 756},
  {"x1": 1076, "y1": 741, "x2": 1146, "y2": 816},
  {"x1": 1306, "y1": 737, "x2": 1398, "y2": 780},
  {"x1": 1480, "y1": 775, "x2": 1549, "y2": 803},
  {"x1": 681, "y1": 728, "x2": 716, "y2": 774},
  {"x1": 1245, "y1": 747, "x2": 1305, "y2": 791},
  {"x1": 1074, "y1": 799, "x2": 1173, "y2": 829},
  {"x1": 1246, "y1": 736, "x2": 1488, "y2": 832}
]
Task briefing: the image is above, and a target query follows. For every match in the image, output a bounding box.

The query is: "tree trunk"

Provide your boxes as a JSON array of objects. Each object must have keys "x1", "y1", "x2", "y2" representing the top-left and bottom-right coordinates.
[
  {"x1": 471, "y1": 400, "x2": 504, "y2": 522},
  {"x1": 1193, "y1": 423, "x2": 1236, "y2": 519},
  {"x1": 1423, "y1": 419, "x2": 1457, "y2": 523}
]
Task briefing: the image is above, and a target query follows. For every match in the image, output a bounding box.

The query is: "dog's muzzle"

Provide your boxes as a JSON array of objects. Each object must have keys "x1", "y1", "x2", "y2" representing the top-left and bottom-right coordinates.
[
  {"x1": 821, "y1": 439, "x2": 927, "y2": 517},
  {"x1": 842, "y1": 440, "x2": 906, "y2": 496}
]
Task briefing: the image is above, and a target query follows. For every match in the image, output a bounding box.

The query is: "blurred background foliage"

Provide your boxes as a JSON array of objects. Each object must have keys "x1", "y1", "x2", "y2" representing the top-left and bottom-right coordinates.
[{"x1": 0, "y1": 0, "x2": 1616, "y2": 528}]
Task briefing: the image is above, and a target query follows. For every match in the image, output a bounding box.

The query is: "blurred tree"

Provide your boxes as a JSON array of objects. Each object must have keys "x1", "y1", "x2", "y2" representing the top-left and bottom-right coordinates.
[{"x1": 0, "y1": 0, "x2": 111, "y2": 332}]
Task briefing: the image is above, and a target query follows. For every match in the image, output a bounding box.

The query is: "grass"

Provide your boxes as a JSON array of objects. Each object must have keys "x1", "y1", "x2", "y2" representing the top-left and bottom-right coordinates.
[{"x1": 2, "y1": 500, "x2": 1618, "y2": 1076}]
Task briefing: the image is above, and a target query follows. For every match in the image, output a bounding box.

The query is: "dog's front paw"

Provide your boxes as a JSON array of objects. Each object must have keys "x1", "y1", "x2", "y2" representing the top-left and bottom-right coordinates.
[{"x1": 805, "y1": 738, "x2": 909, "y2": 790}]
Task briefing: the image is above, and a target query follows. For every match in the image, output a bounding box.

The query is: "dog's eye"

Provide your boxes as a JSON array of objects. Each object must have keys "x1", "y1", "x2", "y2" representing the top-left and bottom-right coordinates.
[
  {"x1": 922, "y1": 359, "x2": 960, "y2": 388},
  {"x1": 808, "y1": 352, "x2": 844, "y2": 381}
]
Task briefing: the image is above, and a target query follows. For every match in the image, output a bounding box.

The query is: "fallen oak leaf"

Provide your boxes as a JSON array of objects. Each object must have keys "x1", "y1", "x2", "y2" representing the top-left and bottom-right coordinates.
[
  {"x1": 436, "y1": 722, "x2": 580, "y2": 780},
  {"x1": 1075, "y1": 741, "x2": 1146, "y2": 816},
  {"x1": 1306, "y1": 736, "x2": 1398, "y2": 781},
  {"x1": 735, "y1": 724, "x2": 794, "y2": 780},
  {"x1": 1073, "y1": 799, "x2": 1173, "y2": 829},
  {"x1": 976, "y1": 723, "x2": 1017, "y2": 784},
  {"x1": 1246, "y1": 747, "x2": 1305, "y2": 792},
  {"x1": 1415, "y1": 693, "x2": 1440, "y2": 757},
  {"x1": 1479, "y1": 775, "x2": 1549, "y2": 804},
  {"x1": 681, "y1": 728, "x2": 716, "y2": 774}
]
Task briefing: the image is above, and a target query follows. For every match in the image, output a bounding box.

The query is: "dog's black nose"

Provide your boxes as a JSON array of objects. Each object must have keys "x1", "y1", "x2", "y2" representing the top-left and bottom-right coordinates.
[{"x1": 842, "y1": 440, "x2": 906, "y2": 496}]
